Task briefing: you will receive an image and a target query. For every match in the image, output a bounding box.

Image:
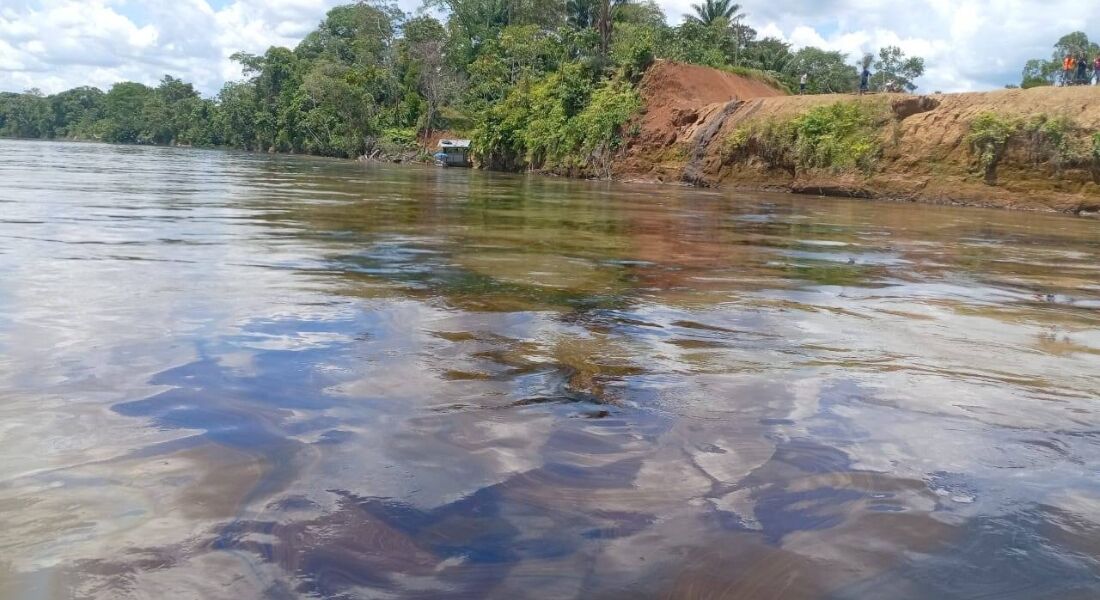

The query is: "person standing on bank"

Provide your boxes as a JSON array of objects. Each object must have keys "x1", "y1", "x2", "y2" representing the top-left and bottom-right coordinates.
[
  {"x1": 1076, "y1": 54, "x2": 1089, "y2": 86},
  {"x1": 859, "y1": 66, "x2": 870, "y2": 95},
  {"x1": 800, "y1": 72, "x2": 809, "y2": 95},
  {"x1": 1094, "y1": 55, "x2": 1100, "y2": 85}
]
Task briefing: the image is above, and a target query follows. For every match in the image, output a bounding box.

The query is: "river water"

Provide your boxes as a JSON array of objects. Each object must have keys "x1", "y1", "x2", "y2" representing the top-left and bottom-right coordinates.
[{"x1": 0, "y1": 139, "x2": 1098, "y2": 599}]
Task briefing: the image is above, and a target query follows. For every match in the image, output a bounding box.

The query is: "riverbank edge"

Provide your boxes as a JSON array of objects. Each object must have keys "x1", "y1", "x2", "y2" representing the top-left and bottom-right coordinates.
[
  {"x1": 600, "y1": 61, "x2": 1100, "y2": 216},
  {"x1": 611, "y1": 169, "x2": 1100, "y2": 213}
]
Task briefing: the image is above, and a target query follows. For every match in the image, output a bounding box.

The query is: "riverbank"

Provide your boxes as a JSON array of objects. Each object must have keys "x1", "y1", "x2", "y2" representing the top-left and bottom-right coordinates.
[{"x1": 611, "y1": 61, "x2": 1100, "y2": 214}]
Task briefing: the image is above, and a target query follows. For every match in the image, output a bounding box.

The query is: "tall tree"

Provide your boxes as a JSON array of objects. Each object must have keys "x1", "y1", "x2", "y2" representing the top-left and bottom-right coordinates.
[
  {"x1": 101, "y1": 82, "x2": 154, "y2": 143},
  {"x1": 215, "y1": 82, "x2": 258, "y2": 149},
  {"x1": 401, "y1": 16, "x2": 457, "y2": 134},
  {"x1": 566, "y1": 0, "x2": 596, "y2": 28},
  {"x1": 296, "y1": 2, "x2": 402, "y2": 66},
  {"x1": 686, "y1": 0, "x2": 742, "y2": 26},
  {"x1": 50, "y1": 87, "x2": 104, "y2": 138},
  {"x1": 786, "y1": 47, "x2": 859, "y2": 93},
  {"x1": 595, "y1": 0, "x2": 622, "y2": 57},
  {"x1": 0, "y1": 89, "x2": 53, "y2": 138},
  {"x1": 743, "y1": 37, "x2": 792, "y2": 74},
  {"x1": 1052, "y1": 32, "x2": 1098, "y2": 61},
  {"x1": 871, "y1": 46, "x2": 924, "y2": 92}
]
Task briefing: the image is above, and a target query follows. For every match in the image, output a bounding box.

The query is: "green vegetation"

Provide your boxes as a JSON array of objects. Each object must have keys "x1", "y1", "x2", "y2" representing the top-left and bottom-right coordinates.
[
  {"x1": 686, "y1": 0, "x2": 744, "y2": 26},
  {"x1": 865, "y1": 46, "x2": 926, "y2": 93},
  {"x1": 1092, "y1": 133, "x2": 1100, "y2": 181},
  {"x1": 725, "y1": 100, "x2": 888, "y2": 174},
  {"x1": 967, "y1": 112, "x2": 1017, "y2": 182},
  {"x1": 967, "y1": 111, "x2": 1096, "y2": 184},
  {"x1": 0, "y1": 0, "x2": 924, "y2": 171},
  {"x1": 1024, "y1": 115, "x2": 1086, "y2": 167},
  {"x1": 474, "y1": 62, "x2": 640, "y2": 172}
]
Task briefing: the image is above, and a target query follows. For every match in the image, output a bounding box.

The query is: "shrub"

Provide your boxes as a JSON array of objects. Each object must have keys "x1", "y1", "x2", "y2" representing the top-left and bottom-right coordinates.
[
  {"x1": 792, "y1": 101, "x2": 885, "y2": 171},
  {"x1": 381, "y1": 127, "x2": 417, "y2": 146},
  {"x1": 1021, "y1": 115, "x2": 1087, "y2": 167},
  {"x1": 967, "y1": 112, "x2": 1018, "y2": 183},
  {"x1": 1092, "y1": 132, "x2": 1100, "y2": 180},
  {"x1": 611, "y1": 23, "x2": 658, "y2": 83},
  {"x1": 967, "y1": 112, "x2": 1098, "y2": 182},
  {"x1": 724, "y1": 118, "x2": 797, "y2": 170},
  {"x1": 724, "y1": 100, "x2": 886, "y2": 174},
  {"x1": 569, "y1": 78, "x2": 641, "y2": 174}
]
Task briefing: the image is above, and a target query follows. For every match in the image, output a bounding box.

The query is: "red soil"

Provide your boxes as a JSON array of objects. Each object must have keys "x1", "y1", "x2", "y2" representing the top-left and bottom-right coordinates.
[
  {"x1": 617, "y1": 60, "x2": 1100, "y2": 213},
  {"x1": 619, "y1": 60, "x2": 786, "y2": 181},
  {"x1": 638, "y1": 61, "x2": 783, "y2": 138}
]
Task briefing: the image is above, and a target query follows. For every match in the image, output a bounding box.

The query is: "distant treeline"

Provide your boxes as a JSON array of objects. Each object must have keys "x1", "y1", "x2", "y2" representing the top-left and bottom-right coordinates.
[{"x1": 0, "y1": 0, "x2": 924, "y2": 170}]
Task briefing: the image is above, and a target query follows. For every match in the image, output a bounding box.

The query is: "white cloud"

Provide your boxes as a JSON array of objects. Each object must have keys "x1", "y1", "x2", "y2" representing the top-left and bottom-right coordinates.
[
  {"x1": 0, "y1": 0, "x2": 1097, "y2": 95},
  {"x1": 731, "y1": 0, "x2": 1100, "y2": 92},
  {"x1": 0, "y1": 0, "x2": 370, "y2": 94}
]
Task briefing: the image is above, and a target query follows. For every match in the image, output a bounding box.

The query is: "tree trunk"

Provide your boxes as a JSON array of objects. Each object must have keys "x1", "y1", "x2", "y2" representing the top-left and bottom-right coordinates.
[{"x1": 597, "y1": 0, "x2": 612, "y2": 58}]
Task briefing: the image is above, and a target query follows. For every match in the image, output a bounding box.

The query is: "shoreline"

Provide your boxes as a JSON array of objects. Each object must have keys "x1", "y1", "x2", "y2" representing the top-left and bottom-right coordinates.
[{"x1": 4, "y1": 133, "x2": 1097, "y2": 216}]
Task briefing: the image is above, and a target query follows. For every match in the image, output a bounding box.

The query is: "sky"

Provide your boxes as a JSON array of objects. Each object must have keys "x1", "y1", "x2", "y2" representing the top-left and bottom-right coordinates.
[{"x1": 0, "y1": 0, "x2": 1095, "y2": 96}]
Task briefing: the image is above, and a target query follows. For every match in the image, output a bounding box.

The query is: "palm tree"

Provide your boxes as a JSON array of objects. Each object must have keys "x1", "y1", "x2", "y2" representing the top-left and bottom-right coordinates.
[
  {"x1": 687, "y1": 0, "x2": 743, "y2": 26},
  {"x1": 594, "y1": 0, "x2": 629, "y2": 58},
  {"x1": 566, "y1": 0, "x2": 595, "y2": 29}
]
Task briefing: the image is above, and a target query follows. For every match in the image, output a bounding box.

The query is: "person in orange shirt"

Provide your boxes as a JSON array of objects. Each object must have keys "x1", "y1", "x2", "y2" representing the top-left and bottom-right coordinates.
[{"x1": 1063, "y1": 55, "x2": 1075, "y2": 86}]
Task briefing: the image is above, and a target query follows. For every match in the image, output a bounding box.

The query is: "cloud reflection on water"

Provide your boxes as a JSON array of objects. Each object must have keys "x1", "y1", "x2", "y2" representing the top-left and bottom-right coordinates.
[{"x1": 0, "y1": 139, "x2": 1098, "y2": 599}]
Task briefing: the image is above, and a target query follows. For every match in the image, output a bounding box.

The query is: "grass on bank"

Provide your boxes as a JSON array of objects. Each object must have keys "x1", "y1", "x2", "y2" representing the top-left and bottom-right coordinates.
[
  {"x1": 723, "y1": 99, "x2": 890, "y2": 174},
  {"x1": 967, "y1": 111, "x2": 1099, "y2": 183},
  {"x1": 720, "y1": 66, "x2": 792, "y2": 95}
]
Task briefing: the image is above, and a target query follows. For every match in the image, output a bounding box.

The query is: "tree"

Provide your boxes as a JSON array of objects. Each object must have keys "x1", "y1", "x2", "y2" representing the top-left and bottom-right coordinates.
[
  {"x1": 1021, "y1": 58, "x2": 1056, "y2": 89},
  {"x1": 50, "y1": 87, "x2": 104, "y2": 138},
  {"x1": 787, "y1": 47, "x2": 859, "y2": 94},
  {"x1": 871, "y1": 46, "x2": 924, "y2": 92},
  {"x1": 400, "y1": 16, "x2": 458, "y2": 134},
  {"x1": 0, "y1": 89, "x2": 53, "y2": 138},
  {"x1": 146, "y1": 76, "x2": 207, "y2": 145},
  {"x1": 743, "y1": 37, "x2": 792, "y2": 75},
  {"x1": 682, "y1": 0, "x2": 747, "y2": 63},
  {"x1": 429, "y1": 0, "x2": 562, "y2": 69},
  {"x1": 1052, "y1": 32, "x2": 1098, "y2": 61},
  {"x1": 595, "y1": 0, "x2": 628, "y2": 58},
  {"x1": 608, "y1": 4, "x2": 665, "y2": 79},
  {"x1": 686, "y1": 0, "x2": 742, "y2": 26},
  {"x1": 233, "y1": 47, "x2": 302, "y2": 151},
  {"x1": 613, "y1": 0, "x2": 665, "y2": 28},
  {"x1": 566, "y1": 0, "x2": 596, "y2": 29},
  {"x1": 663, "y1": 20, "x2": 736, "y2": 68},
  {"x1": 101, "y1": 82, "x2": 154, "y2": 143},
  {"x1": 296, "y1": 2, "x2": 402, "y2": 66},
  {"x1": 215, "y1": 82, "x2": 258, "y2": 149}
]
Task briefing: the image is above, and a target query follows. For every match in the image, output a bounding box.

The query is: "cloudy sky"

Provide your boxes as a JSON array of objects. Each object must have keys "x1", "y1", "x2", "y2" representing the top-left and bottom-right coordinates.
[{"x1": 0, "y1": 0, "x2": 1093, "y2": 96}]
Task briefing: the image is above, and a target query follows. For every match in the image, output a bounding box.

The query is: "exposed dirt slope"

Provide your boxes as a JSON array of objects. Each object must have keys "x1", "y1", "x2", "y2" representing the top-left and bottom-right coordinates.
[
  {"x1": 620, "y1": 61, "x2": 785, "y2": 179},
  {"x1": 618, "y1": 61, "x2": 1100, "y2": 213}
]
